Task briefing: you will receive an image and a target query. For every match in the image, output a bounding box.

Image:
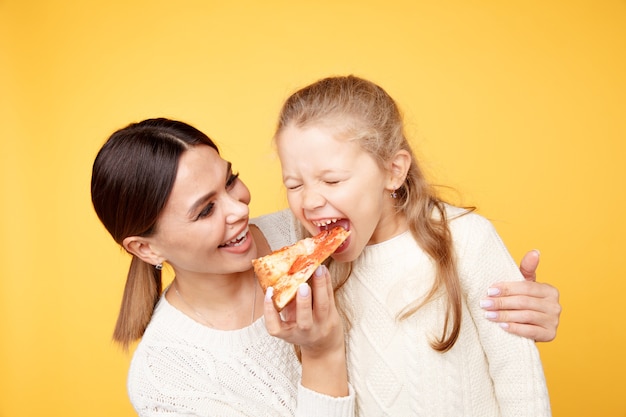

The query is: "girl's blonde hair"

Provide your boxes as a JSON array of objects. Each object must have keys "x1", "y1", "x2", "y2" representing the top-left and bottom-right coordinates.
[{"x1": 275, "y1": 75, "x2": 470, "y2": 352}]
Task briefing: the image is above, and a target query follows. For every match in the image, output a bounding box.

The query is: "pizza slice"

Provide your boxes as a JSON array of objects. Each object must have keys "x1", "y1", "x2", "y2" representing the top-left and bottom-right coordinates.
[{"x1": 252, "y1": 226, "x2": 350, "y2": 311}]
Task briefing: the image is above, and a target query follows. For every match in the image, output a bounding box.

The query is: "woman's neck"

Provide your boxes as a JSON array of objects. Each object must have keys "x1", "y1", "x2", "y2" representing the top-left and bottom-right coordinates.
[{"x1": 166, "y1": 268, "x2": 262, "y2": 330}]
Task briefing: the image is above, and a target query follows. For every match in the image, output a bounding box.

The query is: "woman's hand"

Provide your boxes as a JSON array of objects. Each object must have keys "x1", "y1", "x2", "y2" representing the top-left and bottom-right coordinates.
[
  {"x1": 264, "y1": 265, "x2": 348, "y2": 396},
  {"x1": 480, "y1": 250, "x2": 561, "y2": 342}
]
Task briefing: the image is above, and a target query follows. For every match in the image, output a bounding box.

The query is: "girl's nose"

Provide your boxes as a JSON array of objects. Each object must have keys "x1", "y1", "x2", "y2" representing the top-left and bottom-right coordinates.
[{"x1": 301, "y1": 187, "x2": 326, "y2": 211}]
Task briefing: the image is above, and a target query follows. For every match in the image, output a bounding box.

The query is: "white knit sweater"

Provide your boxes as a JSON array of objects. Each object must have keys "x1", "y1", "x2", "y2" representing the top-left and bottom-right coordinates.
[
  {"x1": 253, "y1": 207, "x2": 551, "y2": 417},
  {"x1": 127, "y1": 248, "x2": 355, "y2": 415}
]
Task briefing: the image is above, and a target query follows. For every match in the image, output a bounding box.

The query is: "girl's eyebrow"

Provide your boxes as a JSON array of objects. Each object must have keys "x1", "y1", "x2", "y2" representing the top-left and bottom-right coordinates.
[{"x1": 186, "y1": 161, "x2": 232, "y2": 217}]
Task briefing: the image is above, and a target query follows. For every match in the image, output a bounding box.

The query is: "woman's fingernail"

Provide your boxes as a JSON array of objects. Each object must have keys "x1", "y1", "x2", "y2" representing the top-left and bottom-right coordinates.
[
  {"x1": 298, "y1": 283, "x2": 311, "y2": 297},
  {"x1": 480, "y1": 299, "x2": 494, "y2": 308},
  {"x1": 499, "y1": 322, "x2": 510, "y2": 329},
  {"x1": 314, "y1": 265, "x2": 326, "y2": 277},
  {"x1": 487, "y1": 287, "x2": 501, "y2": 296},
  {"x1": 484, "y1": 311, "x2": 498, "y2": 319},
  {"x1": 265, "y1": 287, "x2": 274, "y2": 302}
]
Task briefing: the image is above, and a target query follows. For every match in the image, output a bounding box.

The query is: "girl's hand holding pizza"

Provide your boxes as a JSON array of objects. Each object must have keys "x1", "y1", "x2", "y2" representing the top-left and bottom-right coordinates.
[
  {"x1": 264, "y1": 264, "x2": 345, "y2": 355},
  {"x1": 264, "y1": 265, "x2": 349, "y2": 397}
]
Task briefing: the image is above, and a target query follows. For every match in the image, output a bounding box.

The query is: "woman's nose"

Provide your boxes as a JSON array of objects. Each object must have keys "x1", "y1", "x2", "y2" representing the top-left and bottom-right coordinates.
[{"x1": 224, "y1": 194, "x2": 250, "y2": 226}]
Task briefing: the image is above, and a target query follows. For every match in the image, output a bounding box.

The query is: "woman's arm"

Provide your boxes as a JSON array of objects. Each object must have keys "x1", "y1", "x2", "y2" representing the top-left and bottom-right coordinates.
[
  {"x1": 460, "y1": 215, "x2": 552, "y2": 416},
  {"x1": 480, "y1": 250, "x2": 562, "y2": 342}
]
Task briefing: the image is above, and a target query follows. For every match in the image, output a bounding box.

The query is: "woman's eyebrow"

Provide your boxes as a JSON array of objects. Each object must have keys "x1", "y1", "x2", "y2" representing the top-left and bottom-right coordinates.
[{"x1": 224, "y1": 161, "x2": 233, "y2": 180}]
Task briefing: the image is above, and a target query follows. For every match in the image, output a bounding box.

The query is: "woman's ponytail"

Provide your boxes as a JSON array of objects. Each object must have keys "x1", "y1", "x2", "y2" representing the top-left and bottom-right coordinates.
[{"x1": 113, "y1": 256, "x2": 162, "y2": 350}]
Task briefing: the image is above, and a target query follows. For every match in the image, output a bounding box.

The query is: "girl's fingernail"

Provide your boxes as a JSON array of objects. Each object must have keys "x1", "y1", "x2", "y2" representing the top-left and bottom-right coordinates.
[
  {"x1": 487, "y1": 287, "x2": 501, "y2": 296},
  {"x1": 298, "y1": 283, "x2": 310, "y2": 297},
  {"x1": 314, "y1": 265, "x2": 325, "y2": 277},
  {"x1": 484, "y1": 311, "x2": 498, "y2": 319},
  {"x1": 480, "y1": 299, "x2": 494, "y2": 308},
  {"x1": 499, "y1": 322, "x2": 510, "y2": 329},
  {"x1": 265, "y1": 287, "x2": 274, "y2": 302}
]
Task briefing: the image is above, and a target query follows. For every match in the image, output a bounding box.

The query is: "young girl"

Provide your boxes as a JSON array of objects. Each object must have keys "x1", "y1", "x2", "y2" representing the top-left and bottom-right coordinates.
[
  {"x1": 91, "y1": 118, "x2": 354, "y2": 416},
  {"x1": 262, "y1": 75, "x2": 552, "y2": 416}
]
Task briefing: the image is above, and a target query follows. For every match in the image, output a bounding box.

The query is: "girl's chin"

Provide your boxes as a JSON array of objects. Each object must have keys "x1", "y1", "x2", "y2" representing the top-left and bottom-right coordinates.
[{"x1": 330, "y1": 237, "x2": 361, "y2": 263}]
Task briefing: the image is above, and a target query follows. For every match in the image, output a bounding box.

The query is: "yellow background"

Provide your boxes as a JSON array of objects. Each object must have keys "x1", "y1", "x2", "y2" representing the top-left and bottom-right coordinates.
[{"x1": 1, "y1": 1, "x2": 625, "y2": 416}]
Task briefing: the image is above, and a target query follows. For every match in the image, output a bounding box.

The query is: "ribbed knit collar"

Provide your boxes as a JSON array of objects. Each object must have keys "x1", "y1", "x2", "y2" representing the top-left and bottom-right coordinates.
[{"x1": 146, "y1": 287, "x2": 269, "y2": 351}]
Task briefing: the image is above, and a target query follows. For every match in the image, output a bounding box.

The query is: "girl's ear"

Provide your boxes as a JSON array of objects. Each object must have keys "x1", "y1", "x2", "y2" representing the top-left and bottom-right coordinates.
[
  {"x1": 122, "y1": 236, "x2": 163, "y2": 267},
  {"x1": 386, "y1": 149, "x2": 411, "y2": 190}
]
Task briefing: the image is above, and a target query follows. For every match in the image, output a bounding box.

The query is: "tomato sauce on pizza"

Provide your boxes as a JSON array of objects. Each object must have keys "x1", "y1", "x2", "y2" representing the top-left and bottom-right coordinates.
[{"x1": 252, "y1": 226, "x2": 350, "y2": 311}]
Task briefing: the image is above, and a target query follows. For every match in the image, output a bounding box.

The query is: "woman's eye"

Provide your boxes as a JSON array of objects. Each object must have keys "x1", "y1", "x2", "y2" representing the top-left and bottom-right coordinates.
[
  {"x1": 196, "y1": 203, "x2": 214, "y2": 220},
  {"x1": 226, "y1": 172, "x2": 240, "y2": 189},
  {"x1": 286, "y1": 184, "x2": 302, "y2": 191}
]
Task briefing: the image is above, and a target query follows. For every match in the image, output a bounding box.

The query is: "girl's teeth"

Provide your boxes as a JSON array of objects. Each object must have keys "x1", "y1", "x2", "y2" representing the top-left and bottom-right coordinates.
[{"x1": 313, "y1": 218, "x2": 338, "y2": 226}]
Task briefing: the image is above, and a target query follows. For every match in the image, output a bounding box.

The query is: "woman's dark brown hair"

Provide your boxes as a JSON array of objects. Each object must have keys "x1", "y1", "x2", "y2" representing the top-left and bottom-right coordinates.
[{"x1": 91, "y1": 118, "x2": 219, "y2": 349}]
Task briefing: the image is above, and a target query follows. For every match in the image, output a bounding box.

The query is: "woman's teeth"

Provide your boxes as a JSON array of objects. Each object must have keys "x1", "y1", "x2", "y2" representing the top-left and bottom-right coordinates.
[{"x1": 220, "y1": 227, "x2": 248, "y2": 247}]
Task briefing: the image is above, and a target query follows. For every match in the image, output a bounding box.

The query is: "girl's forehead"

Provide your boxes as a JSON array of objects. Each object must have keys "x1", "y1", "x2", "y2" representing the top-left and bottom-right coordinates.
[
  {"x1": 280, "y1": 126, "x2": 359, "y2": 156},
  {"x1": 281, "y1": 123, "x2": 355, "y2": 143}
]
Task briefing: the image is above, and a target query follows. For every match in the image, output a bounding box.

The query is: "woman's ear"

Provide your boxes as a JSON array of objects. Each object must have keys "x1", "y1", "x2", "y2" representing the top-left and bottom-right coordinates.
[
  {"x1": 122, "y1": 236, "x2": 163, "y2": 266},
  {"x1": 386, "y1": 149, "x2": 411, "y2": 190}
]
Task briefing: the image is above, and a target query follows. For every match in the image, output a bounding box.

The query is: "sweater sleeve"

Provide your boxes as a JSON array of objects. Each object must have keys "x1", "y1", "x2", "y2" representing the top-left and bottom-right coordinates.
[
  {"x1": 250, "y1": 209, "x2": 302, "y2": 250},
  {"x1": 454, "y1": 213, "x2": 552, "y2": 417},
  {"x1": 295, "y1": 384, "x2": 355, "y2": 417}
]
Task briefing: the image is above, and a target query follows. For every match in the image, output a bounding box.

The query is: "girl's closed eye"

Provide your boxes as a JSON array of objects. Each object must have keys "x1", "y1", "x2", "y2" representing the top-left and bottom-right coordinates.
[
  {"x1": 323, "y1": 175, "x2": 347, "y2": 185},
  {"x1": 283, "y1": 179, "x2": 303, "y2": 191}
]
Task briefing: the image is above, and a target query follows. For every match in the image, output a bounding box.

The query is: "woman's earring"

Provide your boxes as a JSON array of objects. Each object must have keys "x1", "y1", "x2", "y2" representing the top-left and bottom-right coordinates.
[
  {"x1": 390, "y1": 189, "x2": 398, "y2": 199},
  {"x1": 155, "y1": 263, "x2": 163, "y2": 270}
]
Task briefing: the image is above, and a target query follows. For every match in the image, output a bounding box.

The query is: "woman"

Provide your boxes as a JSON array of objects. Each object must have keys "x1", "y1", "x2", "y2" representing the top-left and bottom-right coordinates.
[{"x1": 91, "y1": 118, "x2": 354, "y2": 416}]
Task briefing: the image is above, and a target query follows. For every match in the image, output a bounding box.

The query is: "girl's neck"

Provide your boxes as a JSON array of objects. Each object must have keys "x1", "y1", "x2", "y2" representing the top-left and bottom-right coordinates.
[{"x1": 370, "y1": 211, "x2": 409, "y2": 245}]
